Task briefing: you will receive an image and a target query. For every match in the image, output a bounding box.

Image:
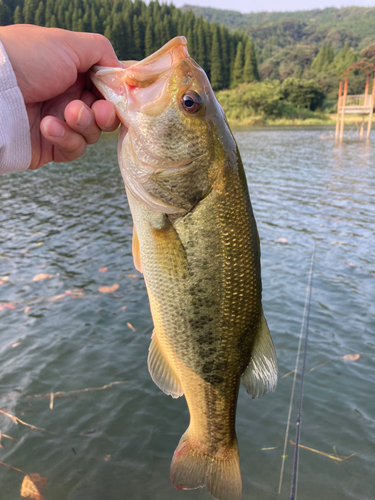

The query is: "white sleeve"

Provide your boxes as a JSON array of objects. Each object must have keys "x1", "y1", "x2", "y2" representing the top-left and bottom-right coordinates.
[{"x1": 0, "y1": 40, "x2": 31, "y2": 174}]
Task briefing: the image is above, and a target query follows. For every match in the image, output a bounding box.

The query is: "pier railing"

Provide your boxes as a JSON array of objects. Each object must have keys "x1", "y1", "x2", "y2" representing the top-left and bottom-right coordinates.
[
  {"x1": 337, "y1": 94, "x2": 373, "y2": 113},
  {"x1": 335, "y1": 61, "x2": 375, "y2": 141}
]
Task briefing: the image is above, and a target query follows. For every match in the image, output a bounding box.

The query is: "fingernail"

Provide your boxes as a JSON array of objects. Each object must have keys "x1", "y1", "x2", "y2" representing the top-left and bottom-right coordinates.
[
  {"x1": 46, "y1": 120, "x2": 65, "y2": 138},
  {"x1": 104, "y1": 108, "x2": 116, "y2": 129},
  {"x1": 77, "y1": 106, "x2": 91, "y2": 127}
]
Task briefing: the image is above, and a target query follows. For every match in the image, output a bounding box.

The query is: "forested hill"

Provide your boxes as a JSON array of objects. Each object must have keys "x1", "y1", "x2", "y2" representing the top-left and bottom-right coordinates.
[
  {"x1": 181, "y1": 5, "x2": 375, "y2": 51},
  {"x1": 0, "y1": 0, "x2": 259, "y2": 91}
]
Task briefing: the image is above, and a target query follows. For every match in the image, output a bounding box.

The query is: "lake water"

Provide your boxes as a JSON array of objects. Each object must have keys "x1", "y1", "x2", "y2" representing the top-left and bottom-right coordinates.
[{"x1": 0, "y1": 127, "x2": 374, "y2": 500}]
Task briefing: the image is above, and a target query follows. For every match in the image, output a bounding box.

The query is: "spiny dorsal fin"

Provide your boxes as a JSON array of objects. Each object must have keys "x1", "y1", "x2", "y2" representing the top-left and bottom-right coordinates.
[
  {"x1": 132, "y1": 226, "x2": 143, "y2": 273},
  {"x1": 241, "y1": 311, "x2": 278, "y2": 399},
  {"x1": 147, "y1": 330, "x2": 183, "y2": 399}
]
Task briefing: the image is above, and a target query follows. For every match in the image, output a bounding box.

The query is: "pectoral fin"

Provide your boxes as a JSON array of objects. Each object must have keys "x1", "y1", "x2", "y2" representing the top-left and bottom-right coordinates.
[
  {"x1": 132, "y1": 226, "x2": 143, "y2": 273},
  {"x1": 241, "y1": 312, "x2": 278, "y2": 399},
  {"x1": 148, "y1": 330, "x2": 183, "y2": 398}
]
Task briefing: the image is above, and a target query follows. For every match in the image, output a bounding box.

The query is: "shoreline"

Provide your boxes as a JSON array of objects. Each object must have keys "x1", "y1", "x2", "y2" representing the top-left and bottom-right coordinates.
[{"x1": 227, "y1": 114, "x2": 375, "y2": 128}]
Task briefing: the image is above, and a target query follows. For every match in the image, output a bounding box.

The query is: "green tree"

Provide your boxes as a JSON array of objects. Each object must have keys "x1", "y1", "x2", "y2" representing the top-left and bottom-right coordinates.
[
  {"x1": 332, "y1": 42, "x2": 359, "y2": 75},
  {"x1": 0, "y1": 0, "x2": 12, "y2": 25},
  {"x1": 219, "y1": 25, "x2": 230, "y2": 89},
  {"x1": 311, "y1": 43, "x2": 334, "y2": 73},
  {"x1": 13, "y1": 4, "x2": 23, "y2": 23},
  {"x1": 34, "y1": 1, "x2": 45, "y2": 26},
  {"x1": 49, "y1": 13, "x2": 57, "y2": 27},
  {"x1": 231, "y1": 41, "x2": 244, "y2": 88},
  {"x1": 44, "y1": 0, "x2": 54, "y2": 26},
  {"x1": 132, "y1": 15, "x2": 143, "y2": 60},
  {"x1": 103, "y1": 23, "x2": 112, "y2": 42},
  {"x1": 90, "y1": 5, "x2": 98, "y2": 32},
  {"x1": 72, "y1": 7, "x2": 83, "y2": 31},
  {"x1": 195, "y1": 20, "x2": 207, "y2": 70},
  {"x1": 281, "y1": 78, "x2": 325, "y2": 110},
  {"x1": 110, "y1": 13, "x2": 128, "y2": 60},
  {"x1": 210, "y1": 24, "x2": 223, "y2": 91},
  {"x1": 23, "y1": 0, "x2": 38, "y2": 24},
  {"x1": 243, "y1": 37, "x2": 259, "y2": 83},
  {"x1": 144, "y1": 18, "x2": 154, "y2": 56}
]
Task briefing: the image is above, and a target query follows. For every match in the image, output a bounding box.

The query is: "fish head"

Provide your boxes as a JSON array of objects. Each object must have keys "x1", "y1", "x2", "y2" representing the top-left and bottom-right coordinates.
[{"x1": 91, "y1": 36, "x2": 236, "y2": 214}]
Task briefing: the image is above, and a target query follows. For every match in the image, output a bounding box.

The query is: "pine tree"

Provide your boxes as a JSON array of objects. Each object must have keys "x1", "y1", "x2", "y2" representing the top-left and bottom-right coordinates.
[
  {"x1": 50, "y1": 13, "x2": 57, "y2": 27},
  {"x1": 144, "y1": 18, "x2": 154, "y2": 56},
  {"x1": 243, "y1": 37, "x2": 259, "y2": 83},
  {"x1": 210, "y1": 25, "x2": 223, "y2": 91},
  {"x1": 104, "y1": 23, "x2": 112, "y2": 43},
  {"x1": 219, "y1": 25, "x2": 229, "y2": 89},
  {"x1": 228, "y1": 37, "x2": 236, "y2": 86},
  {"x1": 23, "y1": 0, "x2": 39, "y2": 24},
  {"x1": 110, "y1": 13, "x2": 128, "y2": 60},
  {"x1": 56, "y1": 1, "x2": 65, "y2": 28},
  {"x1": 311, "y1": 44, "x2": 324, "y2": 73},
  {"x1": 132, "y1": 15, "x2": 143, "y2": 60},
  {"x1": 196, "y1": 20, "x2": 207, "y2": 71},
  {"x1": 163, "y1": 14, "x2": 171, "y2": 45},
  {"x1": 97, "y1": 6, "x2": 107, "y2": 33},
  {"x1": 64, "y1": 9, "x2": 72, "y2": 30},
  {"x1": 0, "y1": 0, "x2": 12, "y2": 25},
  {"x1": 332, "y1": 42, "x2": 359, "y2": 75},
  {"x1": 312, "y1": 43, "x2": 335, "y2": 73},
  {"x1": 72, "y1": 7, "x2": 83, "y2": 31},
  {"x1": 203, "y1": 19, "x2": 211, "y2": 79},
  {"x1": 44, "y1": 0, "x2": 54, "y2": 26},
  {"x1": 186, "y1": 27, "x2": 194, "y2": 59},
  {"x1": 154, "y1": 18, "x2": 163, "y2": 51},
  {"x1": 90, "y1": 5, "x2": 98, "y2": 32},
  {"x1": 231, "y1": 41, "x2": 244, "y2": 88},
  {"x1": 13, "y1": 4, "x2": 23, "y2": 23},
  {"x1": 34, "y1": 1, "x2": 45, "y2": 26},
  {"x1": 82, "y1": 3, "x2": 90, "y2": 31},
  {"x1": 325, "y1": 44, "x2": 334, "y2": 69}
]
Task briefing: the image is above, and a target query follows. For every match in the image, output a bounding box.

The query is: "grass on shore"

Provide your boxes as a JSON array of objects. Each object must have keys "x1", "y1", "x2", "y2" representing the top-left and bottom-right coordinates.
[{"x1": 226, "y1": 114, "x2": 375, "y2": 127}]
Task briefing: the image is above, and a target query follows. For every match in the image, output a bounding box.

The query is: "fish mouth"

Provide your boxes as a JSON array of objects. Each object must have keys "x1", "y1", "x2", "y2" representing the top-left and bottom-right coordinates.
[{"x1": 91, "y1": 36, "x2": 189, "y2": 92}]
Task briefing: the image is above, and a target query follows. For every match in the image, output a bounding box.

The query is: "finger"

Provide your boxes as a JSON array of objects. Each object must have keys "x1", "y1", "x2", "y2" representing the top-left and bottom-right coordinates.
[
  {"x1": 64, "y1": 100, "x2": 101, "y2": 145},
  {"x1": 66, "y1": 32, "x2": 125, "y2": 71},
  {"x1": 40, "y1": 116, "x2": 87, "y2": 162},
  {"x1": 92, "y1": 100, "x2": 120, "y2": 132}
]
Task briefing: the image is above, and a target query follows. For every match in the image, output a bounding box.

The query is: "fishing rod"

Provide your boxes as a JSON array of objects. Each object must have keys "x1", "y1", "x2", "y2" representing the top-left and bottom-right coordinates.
[
  {"x1": 290, "y1": 248, "x2": 315, "y2": 500},
  {"x1": 278, "y1": 248, "x2": 315, "y2": 498}
]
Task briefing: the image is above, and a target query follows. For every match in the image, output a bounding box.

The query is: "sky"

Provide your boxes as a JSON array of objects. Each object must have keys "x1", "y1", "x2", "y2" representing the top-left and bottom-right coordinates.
[{"x1": 167, "y1": 0, "x2": 375, "y2": 13}]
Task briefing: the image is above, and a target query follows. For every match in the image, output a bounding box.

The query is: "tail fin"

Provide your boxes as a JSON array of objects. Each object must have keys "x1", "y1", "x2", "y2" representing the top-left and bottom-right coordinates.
[{"x1": 170, "y1": 430, "x2": 242, "y2": 500}]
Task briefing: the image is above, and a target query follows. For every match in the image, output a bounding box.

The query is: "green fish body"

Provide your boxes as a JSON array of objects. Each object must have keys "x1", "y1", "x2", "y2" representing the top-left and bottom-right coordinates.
[{"x1": 91, "y1": 36, "x2": 277, "y2": 500}]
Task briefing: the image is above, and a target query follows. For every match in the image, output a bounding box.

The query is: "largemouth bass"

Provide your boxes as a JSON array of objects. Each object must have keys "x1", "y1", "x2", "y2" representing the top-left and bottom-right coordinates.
[{"x1": 91, "y1": 37, "x2": 277, "y2": 500}]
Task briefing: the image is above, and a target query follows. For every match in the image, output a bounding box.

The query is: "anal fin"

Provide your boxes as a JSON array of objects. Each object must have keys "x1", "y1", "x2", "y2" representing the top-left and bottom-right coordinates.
[
  {"x1": 241, "y1": 311, "x2": 278, "y2": 399},
  {"x1": 147, "y1": 330, "x2": 183, "y2": 398}
]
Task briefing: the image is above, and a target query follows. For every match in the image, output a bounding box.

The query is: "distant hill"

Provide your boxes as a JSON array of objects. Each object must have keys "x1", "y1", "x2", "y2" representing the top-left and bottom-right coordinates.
[
  {"x1": 180, "y1": 4, "x2": 375, "y2": 98},
  {"x1": 180, "y1": 5, "x2": 375, "y2": 51}
]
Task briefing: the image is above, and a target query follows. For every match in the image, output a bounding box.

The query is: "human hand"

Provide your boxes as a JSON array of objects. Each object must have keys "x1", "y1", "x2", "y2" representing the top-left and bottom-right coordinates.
[{"x1": 0, "y1": 25, "x2": 123, "y2": 170}]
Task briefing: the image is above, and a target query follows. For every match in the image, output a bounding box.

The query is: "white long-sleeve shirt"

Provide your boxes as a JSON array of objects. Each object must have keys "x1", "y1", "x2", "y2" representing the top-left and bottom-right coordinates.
[{"x1": 0, "y1": 40, "x2": 31, "y2": 174}]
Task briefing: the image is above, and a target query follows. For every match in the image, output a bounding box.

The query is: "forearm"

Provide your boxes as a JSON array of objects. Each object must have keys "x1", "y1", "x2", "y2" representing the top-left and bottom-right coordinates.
[{"x1": 0, "y1": 38, "x2": 31, "y2": 174}]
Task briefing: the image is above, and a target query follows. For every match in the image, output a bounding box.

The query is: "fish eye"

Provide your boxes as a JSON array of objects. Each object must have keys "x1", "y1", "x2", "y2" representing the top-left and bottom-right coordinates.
[{"x1": 181, "y1": 91, "x2": 202, "y2": 113}]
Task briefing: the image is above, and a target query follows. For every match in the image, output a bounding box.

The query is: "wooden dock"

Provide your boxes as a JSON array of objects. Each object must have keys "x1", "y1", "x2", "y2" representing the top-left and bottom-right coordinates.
[{"x1": 335, "y1": 62, "x2": 375, "y2": 141}]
